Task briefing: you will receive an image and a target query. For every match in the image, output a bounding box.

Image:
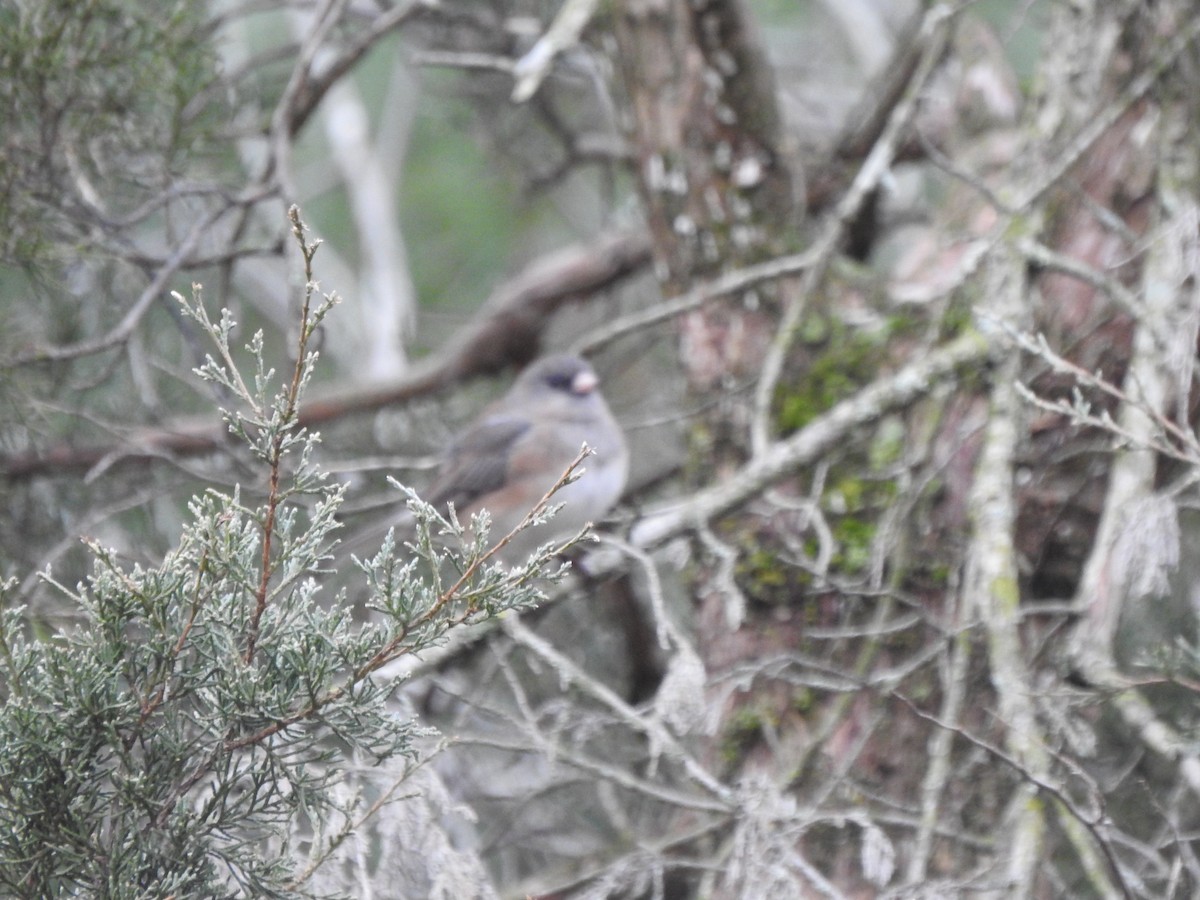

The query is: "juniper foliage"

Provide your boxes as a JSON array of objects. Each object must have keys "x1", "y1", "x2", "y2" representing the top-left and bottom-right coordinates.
[{"x1": 0, "y1": 209, "x2": 570, "y2": 897}]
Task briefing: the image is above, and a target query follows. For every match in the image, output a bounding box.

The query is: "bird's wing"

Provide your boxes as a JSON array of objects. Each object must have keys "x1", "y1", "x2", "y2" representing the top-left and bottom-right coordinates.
[{"x1": 424, "y1": 416, "x2": 532, "y2": 511}]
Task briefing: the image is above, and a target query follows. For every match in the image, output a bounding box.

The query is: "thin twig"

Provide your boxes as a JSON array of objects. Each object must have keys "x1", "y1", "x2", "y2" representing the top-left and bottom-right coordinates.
[{"x1": 749, "y1": 2, "x2": 957, "y2": 458}]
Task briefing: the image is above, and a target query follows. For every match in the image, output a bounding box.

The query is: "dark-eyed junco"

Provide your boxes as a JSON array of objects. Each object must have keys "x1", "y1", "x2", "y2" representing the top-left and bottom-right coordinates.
[
  {"x1": 423, "y1": 353, "x2": 628, "y2": 561},
  {"x1": 343, "y1": 354, "x2": 628, "y2": 566}
]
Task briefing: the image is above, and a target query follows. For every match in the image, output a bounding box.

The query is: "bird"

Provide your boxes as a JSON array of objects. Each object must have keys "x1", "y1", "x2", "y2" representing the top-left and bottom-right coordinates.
[
  {"x1": 425, "y1": 353, "x2": 628, "y2": 561},
  {"x1": 347, "y1": 353, "x2": 628, "y2": 566}
]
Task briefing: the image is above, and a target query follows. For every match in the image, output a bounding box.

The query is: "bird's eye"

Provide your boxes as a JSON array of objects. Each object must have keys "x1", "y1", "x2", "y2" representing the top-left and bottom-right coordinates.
[{"x1": 546, "y1": 372, "x2": 576, "y2": 391}]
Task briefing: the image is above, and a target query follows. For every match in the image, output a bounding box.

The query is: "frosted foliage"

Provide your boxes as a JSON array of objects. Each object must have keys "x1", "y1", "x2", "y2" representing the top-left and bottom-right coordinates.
[
  {"x1": 1035, "y1": 672, "x2": 1098, "y2": 758},
  {"x1": 724, "y1": 776, "x2": 811, "y2": 899},
  {"x1": 576, "y1": 853, "x2": 663, "y2": 900},
  {"x1": 1112, "y1": 493, "x2": 1180, "y2": 601},
  {"x1": 304, "y1": 762, "x2": 496, "y2": 900},
  {"x1": 655, "y1": 644, "x2": 711, "y2": 735},
  {"x1": 861, "y1": 821, "x2": 896, "y2": 887}
]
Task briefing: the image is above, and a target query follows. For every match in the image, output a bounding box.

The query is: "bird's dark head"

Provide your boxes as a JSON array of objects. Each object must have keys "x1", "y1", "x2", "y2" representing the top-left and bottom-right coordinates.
[{"x1": 522, "y1": 354, "x2": 599, "y2": 398}]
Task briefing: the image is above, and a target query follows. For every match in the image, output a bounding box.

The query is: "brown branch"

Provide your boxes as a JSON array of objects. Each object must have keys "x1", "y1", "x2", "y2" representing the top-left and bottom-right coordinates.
[
  {"x1": 244, "y1": 208, "x2": 322, "y2": 665},
  {"x1": 1, "y1": 228, "x2": 652, "y2": 481},
  {"x1": 834, "y1": 9, "x2": 931, "y2": 162},
  {"x1": 802, "y1": 8, "x2": 939, "y2": 212},
  {"x1": 279, "y1": 0, "x2": 433, "y2": 139},
  {"x1": 5, "y1": 209, "x2": 219, "y2": 368}
]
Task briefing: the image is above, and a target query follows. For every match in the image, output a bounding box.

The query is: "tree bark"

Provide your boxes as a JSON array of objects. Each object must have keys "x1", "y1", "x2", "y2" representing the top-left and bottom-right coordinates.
[{"x1": 612, "y1": 0, "x2": 802, "y2": 390}]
